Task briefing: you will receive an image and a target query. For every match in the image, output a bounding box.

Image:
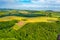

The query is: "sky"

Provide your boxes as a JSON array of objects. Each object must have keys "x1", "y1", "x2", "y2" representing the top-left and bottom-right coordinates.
[{"x1": 0, "y1": 0, "x2": 60, "y2": 11}]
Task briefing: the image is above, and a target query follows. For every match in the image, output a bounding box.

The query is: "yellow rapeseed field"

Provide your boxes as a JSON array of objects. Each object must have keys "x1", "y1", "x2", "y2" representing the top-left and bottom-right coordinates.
[
  {"x1": 0, "y1": 16, "x2": 58, "y2": 22},
  {"x1": 0, "y1": 16, "x2": 58, "y2": 30}
]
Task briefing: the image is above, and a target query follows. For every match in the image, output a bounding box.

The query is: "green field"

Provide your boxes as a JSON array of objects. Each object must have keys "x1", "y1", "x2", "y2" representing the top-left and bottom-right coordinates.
[
  {"x1": 0, "y1": 21, "x2": 60, "y2": 40},
  {"x1": 0, "y1": 9, "x2": 60, "y2": 40}
]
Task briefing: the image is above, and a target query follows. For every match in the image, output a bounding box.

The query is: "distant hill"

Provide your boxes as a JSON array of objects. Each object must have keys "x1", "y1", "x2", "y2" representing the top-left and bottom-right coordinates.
[{"x1": 0, "y1": 9, "x2": 60, "y2": 17}]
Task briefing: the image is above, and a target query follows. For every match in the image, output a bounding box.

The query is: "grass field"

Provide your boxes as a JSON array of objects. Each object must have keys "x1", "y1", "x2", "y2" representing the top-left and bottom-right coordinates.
[
  {"x1": 0, "y1": 16, "x2": 58, "y2": 31},
  {"x1": 0, "y1": 10, "x2": 60, "y2": 40},
  {"x1": 0, "y1": 21, "x2": 60, "y2": 40}
]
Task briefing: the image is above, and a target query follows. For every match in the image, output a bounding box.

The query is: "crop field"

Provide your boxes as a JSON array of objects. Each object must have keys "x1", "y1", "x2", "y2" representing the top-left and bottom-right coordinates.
[
  {"x1": 0, "y1": 16, "x2": 58, "y2": 22},
  {"x1": 0, "y1": 10, "x2": 60, "y2": 40},
  {"x1": 0, "y1": 21, "x2": 60, "y2": 40}
]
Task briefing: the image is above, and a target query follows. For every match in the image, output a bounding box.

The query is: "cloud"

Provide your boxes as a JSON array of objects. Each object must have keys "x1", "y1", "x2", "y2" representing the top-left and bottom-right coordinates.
[
  {"x1": 31, "y1": 0, "x2": 45, "y2": 3},
  {"x1": 0, "y1": 0, "x2": 15, "y2": 2},
  {"x1": 55, "y1": 0, "x2": 60, "y2": 4},
  {"x1": 0, "y1": 0, "x2": 60, "y2": 11}
]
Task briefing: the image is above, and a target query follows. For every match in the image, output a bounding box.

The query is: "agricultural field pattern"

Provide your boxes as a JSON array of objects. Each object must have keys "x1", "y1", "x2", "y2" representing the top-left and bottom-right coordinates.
[{"x1": 0, "y1": 9, "x2": 60, "y2": 40}]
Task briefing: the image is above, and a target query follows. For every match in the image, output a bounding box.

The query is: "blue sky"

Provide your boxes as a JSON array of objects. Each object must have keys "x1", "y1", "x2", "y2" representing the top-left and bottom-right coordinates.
[{"x1": 0, "y1": 0, "x2": 60, "y2": 11}]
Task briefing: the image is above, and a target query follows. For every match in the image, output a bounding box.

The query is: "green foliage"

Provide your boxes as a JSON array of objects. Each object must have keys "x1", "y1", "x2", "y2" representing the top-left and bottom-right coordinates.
[
  {"x1": 0, "y1": 10, "x2": 60, "y2": 40},
  {"x1": 0, "y1": 22, "x2": 60, "y2": 40},
  {"x1": 16, "y1": 22, "x2": 60, "y2": 40},
  {"x1": 0, "y1": 20, "x2": 18, "y2": 30}
]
